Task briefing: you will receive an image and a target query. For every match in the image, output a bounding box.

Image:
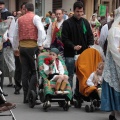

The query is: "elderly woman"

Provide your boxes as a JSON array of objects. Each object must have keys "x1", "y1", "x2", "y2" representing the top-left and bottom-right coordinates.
[{"x1": 101, "y1": 15, "x2": 120, "y2": 120}]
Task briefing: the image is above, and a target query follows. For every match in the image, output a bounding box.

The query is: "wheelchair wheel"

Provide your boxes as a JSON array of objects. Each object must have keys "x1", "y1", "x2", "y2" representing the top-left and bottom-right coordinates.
[
  {"x1": 39, "y1": 89, "x2": 44, "y2": 103},
  {"x1": 85, "y1": 105, "x2": 90, "y2": 112},
  {"x1": 43, "y1": 101, "x2": 51, "y2": 112},
  {"x1": 74, "y1": 100, "x2": 82, "y2": 108},
  {"x1": 96, "y1": 101, "x2": 101, "y2": 108},
  {"x1": 28, "y1": 90, "x2": 36, "y2": 108},
  {"x1": 63, "y1": 101, "x2": 69, "y2": 111},
  {"x1": 58, "y1": 101, "x2": 65, "y2": 107},
  {"x1": 90, "y1": 105, "x2": 94, "y2": 112}
]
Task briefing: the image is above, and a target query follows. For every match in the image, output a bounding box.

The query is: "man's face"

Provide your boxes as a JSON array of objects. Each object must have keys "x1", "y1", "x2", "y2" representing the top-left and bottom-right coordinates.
[
  {"x1": 74, "y1": 7, "x2": 84, "y2": 19},
  {"x1": 21, "y1": 5, "x2": 26, "y2": 15},
  {"x1": 55, "y1": 10, "x2": 63, "y2": 21},
  {"x1": 0, "y1": 4, "x2": 5, "y2": 11}
]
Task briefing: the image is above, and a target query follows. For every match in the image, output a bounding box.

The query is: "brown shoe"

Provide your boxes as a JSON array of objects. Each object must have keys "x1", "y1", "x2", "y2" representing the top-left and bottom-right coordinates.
[
  {"x1": 0, "y1": 106, "x2": 10, "y2": 112},
  {"x1": 0, "y1": 102, "x2": 16, "y2": 110}
]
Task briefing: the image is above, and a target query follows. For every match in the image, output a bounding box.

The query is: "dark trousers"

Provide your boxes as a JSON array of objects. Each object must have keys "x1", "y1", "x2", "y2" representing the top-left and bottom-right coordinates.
[
  {"x1": 0, "y1": 49, "x2": 4, "y2": 89},
  {"x1": 0, "y1": 94, "x2": 5, "y2": 105},
  {"x1": 14, "y1": 56, "x2": 22, "y2": 89},
  {"x1": 19, "y1": 47, "x2": 37, "y2": 98},
  {"x1": 65, "y1": 57, "x2": 75, "y2": 88},
  {"x1": 74, "y1": 78, "x2": 79, "y2": 96}
]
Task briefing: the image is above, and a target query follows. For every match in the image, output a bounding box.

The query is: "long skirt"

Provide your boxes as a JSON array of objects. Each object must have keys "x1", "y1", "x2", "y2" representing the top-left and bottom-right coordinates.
[
  {"x1": 3, "y1": 47, "x2": 15, "y2": 77},
  {"x1": 101, "y1": 51, "x2": 120, "y2": 112}
]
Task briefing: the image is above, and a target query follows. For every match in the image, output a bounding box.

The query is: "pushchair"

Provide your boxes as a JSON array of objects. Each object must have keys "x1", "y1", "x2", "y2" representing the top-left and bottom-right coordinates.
[
  {"x1": 74, "y1": 48, "x2": 102, "y2": 112},
  {"x1": 37, "y1": 51, "x2": 72, "y2": 111},
  {"x1": 0, "y1": 74, "x2": 16, "y2": 120}
]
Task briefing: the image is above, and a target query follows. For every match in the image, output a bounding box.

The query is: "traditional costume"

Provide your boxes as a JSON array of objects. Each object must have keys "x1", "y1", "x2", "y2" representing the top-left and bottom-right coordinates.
[
  {"x1": 43, "y1": 19, "x2": 64, "y2": 56},
  {"x1": 101, "y1": 21, "x2": 120, "y2": 112},
  {"x1": 0, "y1": 4, "x2": 11, "y2": 90},
  {"x1": 13, "y1": 11, "x2": 46, "y2": 103},
  {"x1": 38, "y1": 51, "x2": 72, "y2": 100},
  {"x1": 3, "y1": 16, "x2": 15, "y2": 79}
]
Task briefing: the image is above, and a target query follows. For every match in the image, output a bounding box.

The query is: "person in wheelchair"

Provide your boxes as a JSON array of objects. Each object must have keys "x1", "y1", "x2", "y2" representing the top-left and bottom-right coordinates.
[
  {"x1": 39, "y1": 48, "x2": 72, "y2": 109},
  {"x1": 42, "y1": 48, "x2": 69, "y2": 93}
]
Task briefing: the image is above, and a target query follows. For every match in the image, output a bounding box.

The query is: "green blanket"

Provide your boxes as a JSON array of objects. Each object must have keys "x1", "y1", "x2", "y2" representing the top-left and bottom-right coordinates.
[{"x1": 38, "y1": 52, "x2": 72, "y2": 100}]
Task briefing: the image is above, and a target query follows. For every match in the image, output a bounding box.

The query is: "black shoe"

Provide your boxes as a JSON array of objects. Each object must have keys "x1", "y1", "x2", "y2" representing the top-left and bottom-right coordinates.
[
  {"x1": 15, "y1": 86, "x2": 22, "y2": 91},
  {"x1": 24, "y1": 100, "x2": 28, "y2": 104},
  {"x1": 14, "y1": 90, "x2": 20, "y2": 95},
  {"x1": 109, "y1": 115, "x2": 117, "y2": 120},
  {"x1": 23, "y1": 96, "x2": 28, "y2": 104},
  {"x1": 7, "y1": 84, "x2": 13, "y2": 87},
  {"x1": 3, "y1": 92, "x2": 8, "y2": 96},
  {"x1": 70, "y1": 100, "x2": 74, "y2": 106}
]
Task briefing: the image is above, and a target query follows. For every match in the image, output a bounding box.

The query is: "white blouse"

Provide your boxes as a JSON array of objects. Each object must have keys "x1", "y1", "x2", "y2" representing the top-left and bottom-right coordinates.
[{"x1": 86, "y1": 72, "x2": 102, "y2": 87}]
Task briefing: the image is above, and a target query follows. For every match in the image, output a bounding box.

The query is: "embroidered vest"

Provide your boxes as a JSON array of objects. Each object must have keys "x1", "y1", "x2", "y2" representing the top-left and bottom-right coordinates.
[
  {"x1": 18, "y1": 12, "x2": 38, "y2": 41},
  {"x1": 51, "y1": 21, "x2": 64, "y2": 49}
]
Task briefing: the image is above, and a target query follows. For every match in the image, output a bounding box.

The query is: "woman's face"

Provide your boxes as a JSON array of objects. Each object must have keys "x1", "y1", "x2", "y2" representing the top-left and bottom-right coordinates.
[
  {"x1": 92, "y1": 15, "x2": 96, "y2": 21},
  {"x1": 49, "y1": 52, "x2": 58, "y2": 60}
]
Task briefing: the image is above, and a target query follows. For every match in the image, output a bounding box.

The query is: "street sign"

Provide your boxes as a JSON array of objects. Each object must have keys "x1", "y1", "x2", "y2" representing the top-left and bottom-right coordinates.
[{"x1": 99, "y1": 4, "x2": 106, "y2": 16}]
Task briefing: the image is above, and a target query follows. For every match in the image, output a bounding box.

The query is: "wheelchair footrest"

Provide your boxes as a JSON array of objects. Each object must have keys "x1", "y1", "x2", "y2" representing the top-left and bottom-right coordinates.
[{"x1": 55, "y1": 91, "x2": 69, "y2": 94}]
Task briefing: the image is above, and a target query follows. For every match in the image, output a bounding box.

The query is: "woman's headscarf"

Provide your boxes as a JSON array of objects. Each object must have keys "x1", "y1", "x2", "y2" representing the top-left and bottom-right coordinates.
[
  {"x1": 114, "y1": 7, "x2": 120, "y2": 20},
  {"x1": 107, "y1": 16, "x2": 120, "y2": 67}
]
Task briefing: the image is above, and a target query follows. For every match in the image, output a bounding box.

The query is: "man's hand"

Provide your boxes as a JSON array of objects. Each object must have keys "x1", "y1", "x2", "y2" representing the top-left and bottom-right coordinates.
[
  {"x1": 14, "y1": 50, "x2": 20, "y2": 56},
  {"x1": 74, "y1": 45, "x2": 82, "y2": 51}
]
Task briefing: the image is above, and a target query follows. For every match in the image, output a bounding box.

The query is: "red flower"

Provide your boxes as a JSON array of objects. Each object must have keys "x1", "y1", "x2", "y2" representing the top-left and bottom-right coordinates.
[{"x1": 44, "y1": 57, "x2": 53, "y2": 65}]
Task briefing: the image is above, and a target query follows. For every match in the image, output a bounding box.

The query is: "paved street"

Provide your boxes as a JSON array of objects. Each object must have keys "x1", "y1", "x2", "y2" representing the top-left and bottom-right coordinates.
[{"x1": 0, "y1": 77, "x2": 110, "y2": 120}]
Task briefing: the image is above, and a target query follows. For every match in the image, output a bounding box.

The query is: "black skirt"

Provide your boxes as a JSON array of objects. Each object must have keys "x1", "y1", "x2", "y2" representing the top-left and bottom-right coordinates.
[{"x1": 47, "y1": 73, "x2": 59, "y2": 80}]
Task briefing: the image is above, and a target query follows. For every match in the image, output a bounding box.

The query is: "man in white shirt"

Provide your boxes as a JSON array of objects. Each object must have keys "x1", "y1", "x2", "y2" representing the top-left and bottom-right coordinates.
[{"x1": 13, "y1": 3, "x2": 46, "y2": 103}]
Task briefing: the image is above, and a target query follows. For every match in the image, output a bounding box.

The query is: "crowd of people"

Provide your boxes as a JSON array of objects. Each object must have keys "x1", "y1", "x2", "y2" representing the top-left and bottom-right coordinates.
[{"x1": 0, "y1": 0, "x2": 120, "y2": 120}]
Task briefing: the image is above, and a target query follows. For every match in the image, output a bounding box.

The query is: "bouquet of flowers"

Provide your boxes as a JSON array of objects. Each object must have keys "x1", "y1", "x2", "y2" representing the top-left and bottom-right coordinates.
[{"x1": 44, "y1": 57, "x2": 53, "y2": 65}]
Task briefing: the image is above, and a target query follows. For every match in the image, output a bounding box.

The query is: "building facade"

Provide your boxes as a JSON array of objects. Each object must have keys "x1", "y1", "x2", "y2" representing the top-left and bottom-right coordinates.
[{"x1": 4, "y1": 0, "x2": 120, "y2": 20}]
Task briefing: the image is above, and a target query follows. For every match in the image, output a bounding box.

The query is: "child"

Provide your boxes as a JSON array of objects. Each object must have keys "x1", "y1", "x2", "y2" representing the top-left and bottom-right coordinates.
[
  {"x1": 87, "y1": 62, "x2": 104, "y2": 87},
  {"x1": 43, "y1": 48, "x2": 69, "y2": 92},
  {"x1": 86, "y1": 62, "x2": 104, "y2": 97}
]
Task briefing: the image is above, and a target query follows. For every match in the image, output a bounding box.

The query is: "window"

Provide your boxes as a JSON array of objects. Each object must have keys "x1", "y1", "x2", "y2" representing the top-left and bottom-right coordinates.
[
  {"x1": 53, "y1": 0, "x2": 62, "y2": 12},
  {"x1": 35, "y1": 0, "x2": 42, "y2": 16},
  {"x1": 4, "y1": 0, "x2": 9, "y2": 10}
]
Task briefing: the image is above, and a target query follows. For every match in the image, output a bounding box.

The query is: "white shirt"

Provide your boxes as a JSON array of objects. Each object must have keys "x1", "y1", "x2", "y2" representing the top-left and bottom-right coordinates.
[
  {"x1": 86, "y1": 72, "x2": 102, "y2": 86},
  {"x1": 43, "y1": 19, "x2": 64, "y2": 48},
  {"x1": 43, "y1": 60, "x2": 64, "y2": 75},
  {"x1": 98, "y1": 24, "x2": 108, "y2": 49},
  {"x1": 13, "y1": 15, "x2": 46, "y2": 50}
]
